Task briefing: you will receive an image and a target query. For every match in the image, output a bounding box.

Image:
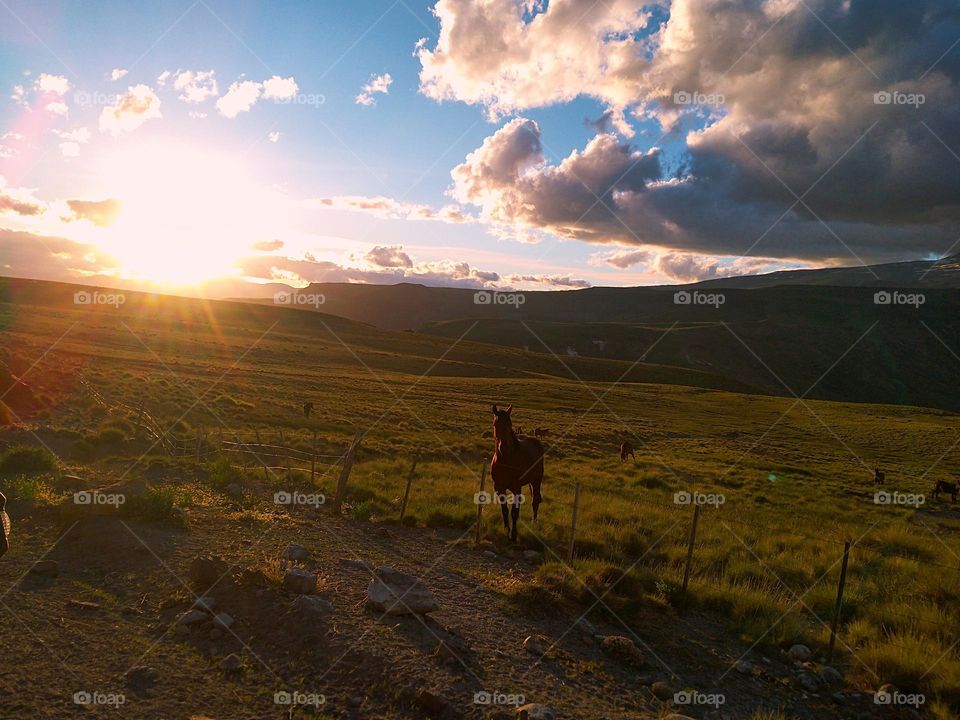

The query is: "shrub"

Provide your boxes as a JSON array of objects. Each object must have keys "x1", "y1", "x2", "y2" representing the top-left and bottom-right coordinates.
[
  {"x1": 349, "y1": 500, "x2": 374, "y2": 521},
  {"x1": 0, "y1": 445, "x2": 57, "y2": 475},
  {"x1": 95, "y1": 428, "x2": 126, "y2": 445},
  {"x1": 207, "y1": 455, "x2": 243, "y2": 489},
  {"x1": 125, "y1": 486, "x2": 184, "y2": 524}
]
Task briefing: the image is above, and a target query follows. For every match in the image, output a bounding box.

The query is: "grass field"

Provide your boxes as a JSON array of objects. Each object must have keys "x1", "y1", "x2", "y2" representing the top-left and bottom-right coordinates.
[{"x1": 3, "y1": 284, "x2": 960, "y2": 716}]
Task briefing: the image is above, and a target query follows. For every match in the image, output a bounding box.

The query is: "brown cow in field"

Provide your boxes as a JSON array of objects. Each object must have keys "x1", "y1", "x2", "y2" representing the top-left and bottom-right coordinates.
[{"x1": 620, "y1": 441, "x2": 635, "y2": 462}]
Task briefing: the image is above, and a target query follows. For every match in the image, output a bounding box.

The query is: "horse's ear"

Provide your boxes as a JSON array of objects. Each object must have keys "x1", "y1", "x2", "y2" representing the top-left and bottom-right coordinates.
[
  {"x1": 505, "y1": 404, "x2": 513, "y2": 414},
  {"x1": 491, "y1": 404, "x2": 498, "y2": 414}
]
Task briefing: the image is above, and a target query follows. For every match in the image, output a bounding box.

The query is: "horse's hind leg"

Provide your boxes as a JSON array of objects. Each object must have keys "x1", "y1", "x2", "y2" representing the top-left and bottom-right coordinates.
[
  {"x1": 497, "y1": 491, "x2": 510, "y2": 531},
  {"x1": 531, "y1": 481, "x2": 542, "y2": 521},
  {"x1": 510, "y1": 495, "x2": 520, "y2": 543}
]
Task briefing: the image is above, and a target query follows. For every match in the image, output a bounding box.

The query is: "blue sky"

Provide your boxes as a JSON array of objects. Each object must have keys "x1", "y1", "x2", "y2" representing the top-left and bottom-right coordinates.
[{"x1": 1, "y1": 0, "x2": 957, "y2": 293}]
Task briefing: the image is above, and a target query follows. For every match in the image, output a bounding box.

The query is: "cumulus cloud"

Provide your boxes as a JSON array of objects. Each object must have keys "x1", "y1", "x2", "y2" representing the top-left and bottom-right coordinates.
[
  {"x1": 110, "y1": 68, "x2": 128, "y2": 81},
  {"x1": 216, "y1": 80, "x2": 262, "y2": 118},
  {"x1": 598, "y1": 249, "x2": 654, "y2": 269},
  {"x1": 355, "y1": 73, "x2": 392, "y2": 106},
  {"x1": 99, "y1": 85, "x2": 161, "y2": 135},
  {"x1": 63, "y1": 199, "x2": 122, "y2": 227},
  {"x1": 262, "y1": 75, "x2": 298, "y2": 100},
  {"x1": 421, "y1": 0, "x2": 960, "y2": 263},
  {"x1": 53, "y1": 127, "x2": 91, "y2": 158},
  {"x1": 366, "y1": 245, "x2": 413, "y2": 268},
  {"x1": 45, "y1": 101, "x2": 68, "y2": 115},
  {"x1": 34, "y1": 73, "x2": 70, "y2": 96},
  {"x1": 172, "y1": 69, "x2": 218, "y2": 103},
  {"x1": 11, "y1": 85, "x2": 27, "y2": 107},
  {"x1": 268, "y1": 131, "x2": 281, "y2": 143}
]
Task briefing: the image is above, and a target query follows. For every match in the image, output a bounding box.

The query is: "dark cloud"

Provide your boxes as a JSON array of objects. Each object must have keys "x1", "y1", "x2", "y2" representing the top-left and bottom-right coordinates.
[
  {"x1": 366, "y1": 245, "x2": 413, "y2": 268},
  {"x1": 0, "y1": 194, "x2": 43, "y2": 217}
]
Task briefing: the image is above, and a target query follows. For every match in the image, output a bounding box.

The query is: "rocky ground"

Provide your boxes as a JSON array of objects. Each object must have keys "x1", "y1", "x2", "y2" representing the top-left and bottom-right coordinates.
[{"x1": 0, "y1": 471, "x2": 915, "y2": 719}]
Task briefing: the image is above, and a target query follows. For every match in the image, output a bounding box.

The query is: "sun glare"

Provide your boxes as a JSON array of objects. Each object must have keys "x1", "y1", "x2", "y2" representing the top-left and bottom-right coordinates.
[{"x1": 95, "y1": 143, "x2": 280, "y2": 285}]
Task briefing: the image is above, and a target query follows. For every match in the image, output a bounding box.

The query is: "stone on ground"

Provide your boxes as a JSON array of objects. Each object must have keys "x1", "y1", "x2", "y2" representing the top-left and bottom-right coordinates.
[{"x1": 367, "y1": 566, "x2": 439, "y2": 615}]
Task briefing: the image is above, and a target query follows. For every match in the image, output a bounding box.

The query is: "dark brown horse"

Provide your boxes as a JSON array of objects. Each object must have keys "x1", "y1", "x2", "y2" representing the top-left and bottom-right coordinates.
[
  {"x1": 933, "y1": 480, "x2": 958, "y2": 502},
  {"x1": 303, "y1": 402, "x2": 314, "y2": 418},
  {"x1": 490, "y1": 405, "x2": 543, "y2": 542},
  {"x1": 620, "y1": 441, "x2": 635, "y2": 462},
  {"x1": 874, "y1": 468, "x2": 885, "y2": 485}
]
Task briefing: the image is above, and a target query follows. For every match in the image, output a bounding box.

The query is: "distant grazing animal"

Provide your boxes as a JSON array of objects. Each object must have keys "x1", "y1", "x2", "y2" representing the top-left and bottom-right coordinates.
[
  {"x1": 490, "y1": 405, "x2": 544, "y2": 542},
  {"x1": 874, "y1": 468, "x2": 885, "y2": 485},
  {"x1": 620, "y1": 441, "x2": 636, "y2": 462},
  {"x1": 534, "y1": 428, "x2": 551, "y2": 439},
  {"x1": 303, "y1": 402, "x2": 314, "y2": 419},
  {"x1": 932, "y1": 480, "x2": 958, "y2": 502}
]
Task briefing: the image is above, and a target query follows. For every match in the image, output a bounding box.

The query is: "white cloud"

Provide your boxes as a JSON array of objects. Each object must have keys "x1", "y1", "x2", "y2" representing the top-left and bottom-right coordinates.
[
  {"x1": 11, "y1": 85, "x2": 27, "y2": 107},
  {"x1": 54, "y1": 127, "x2": 91, "y2": 143},
  {"x1": 45, "y1": 101, "x2": 68, "y2": 116},
  {"x1": 216, "y1": 80, "x2": 262, "y2": 118},
  {"x1": 98, "y1": 85, "x2": 162, "y2": 135},
  {"x1": 262, "y1": 75, "x2": 298, "y2": 100},
  {"x1": 34, "y1": 73, "x2": 70, "y2": 96},
  {"x1": 172, "y1": 69, "x2": 218, "y2": 103},
  {"x1": 156, "y1": 70, "x2": 171, "y2": 86},
  {"x1": 188, "y1": 111, "x2": 207, "y2": 119},
  {"x1": 319, "y1": 195, "x2": 476, "y2": 224},
  {"x1": 268, "y1": 131, "x2": 281, "y2": 143},
  {"x1": 110, "y1": 68, "x2": 128, "y2": 81},
  {"x1": 355, "y1": 73, "x2": 392, "y2": 106}
]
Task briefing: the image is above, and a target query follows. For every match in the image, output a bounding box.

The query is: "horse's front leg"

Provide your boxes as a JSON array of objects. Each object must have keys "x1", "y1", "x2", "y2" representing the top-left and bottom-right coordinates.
[
  {"x1": 497, "y1": 491, "x2": 510, "y2": 531},
  {"x1": 510, "y1": 494, "x2": 520, "y2": 542}
]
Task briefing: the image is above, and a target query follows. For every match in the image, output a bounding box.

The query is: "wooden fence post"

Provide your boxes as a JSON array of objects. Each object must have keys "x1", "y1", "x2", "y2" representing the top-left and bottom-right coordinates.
[
  {"x1": 476, "y1": 457, "x2": 488, "y2": 544},
  {"x1": 195, "y1": 426, "x2": 202, "y2": 463},
  {"x1": 828, "y1": 540, "x2": 851, "y2": 663},
  {"x1": 682, "y1": 504, "x2": 701, "y2": 593},
  {"x1": 567, "y1": 482, "x2": 582, "y2": 563},
  {"x1": 334, "y1": 429, "x2": 363, "y2": 512},
  {"x1": 255, "y1": 429, "x2": 268, "y2": 481},
  {"x1": 399, "y1": 448, "x2": 420, "y2": 522},
  {"x1": 310, "y1": 430, "x2": 318, "y2": 483}
]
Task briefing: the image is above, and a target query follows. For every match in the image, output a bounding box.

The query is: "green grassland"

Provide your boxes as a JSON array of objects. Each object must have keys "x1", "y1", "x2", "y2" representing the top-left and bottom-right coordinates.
[{"x1": 2, "y1": 281, "x2": 960, "y2": 713}]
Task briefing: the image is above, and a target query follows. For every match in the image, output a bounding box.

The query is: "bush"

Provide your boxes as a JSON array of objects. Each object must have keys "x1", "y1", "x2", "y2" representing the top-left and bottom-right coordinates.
[
  {"x1": 0, "y1": 445, "x2": 57, "y2": 475},
  {"x1": 207, "y1": 455, "x2": 243, "y2": 489},
  {"x1": 125, "y1": 486, "x2": 184, "y2": 524},
  {"x1": 95, "y1": 428, "x2": 126, "y2": 445}
]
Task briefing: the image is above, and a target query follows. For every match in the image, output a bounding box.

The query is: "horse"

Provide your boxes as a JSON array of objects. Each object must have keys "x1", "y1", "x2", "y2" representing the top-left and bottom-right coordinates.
[
  {"x1": 620, "y1": 441, "x2": 635, "y2": 462},
  {"x1": 932, "y1": 480, "x2": 958, "y2": 502},
  {"x1": 490, "y1": 405, "x2": 544, "y2": 542},
  {"x1": 874, "y1": 468, "x2": 885, "y2": 485},
  {"x1": 303, "y1": 402, "x2": 314, "y2": 419},
  {"x1": 534, "y1": 428, "x2": 551, "y2": 439}
]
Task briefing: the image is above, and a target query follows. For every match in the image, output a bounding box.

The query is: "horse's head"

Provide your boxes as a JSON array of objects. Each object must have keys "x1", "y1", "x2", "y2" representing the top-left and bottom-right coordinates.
[{"x1": 491, "y1": 404, "x2": 515, "y2": 446}]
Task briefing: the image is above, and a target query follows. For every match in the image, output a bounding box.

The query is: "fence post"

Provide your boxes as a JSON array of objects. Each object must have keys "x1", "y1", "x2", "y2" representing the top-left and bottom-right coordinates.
[
  {"x1": 310, "y1": 430, "x2": 318, "y2": 483},
  {"x1": 195, "y1": 426, "x2": 202, "y2": 463},
  {"x1": 255, "y1": 429, "x2": 268, "y2": 481},
  {"x1": 682, "y1": 504, "x2": 701, "y2": 593},
  {"x1": 334, "y1": 429, "x2": 363, "y2": 512},
  {"x1": 828, "y1": 540, "x2": 851, "y2": 663},
  {"x1": 567, "y1": 482, "x2": 582, "y2": 563},
  {"x1": 218, "y1": 426, "x2": 223, "y2": 452},
  {"x1": 399, "y1": 448, "x2": 420, "y2": 522},
  {"x1": 476, "y1": 457, "x2": 488, "y2": 544}
]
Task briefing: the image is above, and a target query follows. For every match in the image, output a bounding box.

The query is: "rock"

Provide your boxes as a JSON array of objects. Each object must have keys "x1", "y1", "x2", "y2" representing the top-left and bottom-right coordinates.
[
  {"x1": 225, "y1": 483, "x2": 243, "y2": 499},
  {"x1": 348, "y1": 695, "x2": 363, "y2": 707},
  {"x1": 282, "y1": 567, "x2": 317, "y2": 594},
  {"x1": 576, "y1": 618, "x2": 598, "y2": 637},
  {"x1": 734, "y1": 660, "x2": 753, "y2": 674},
  {"x1": 367, "y1": 567, "x2": 439, "y2": 615},
  {"x1": 516, "y1": 704, "x2": 556, "y2": 720},
  {"x1": 601, "y1": 635, "x2": 645, "y2": 667},
  {"x1": 651, "y1": 680, "x2": 675, "y2": 700},
  {"x1": 832, "y1": 692, "x2": 846, "y2": 704},
  {"x1": 174, "y1": 624, "x2": 190, "y2": 637},
  {"x1": 798, "y1": 672, "x2": 821, "y2": 692},
  {"x1": 124, "y1": 666, "x2": 159, "y2": 690},
  {"x1": 192, "y1": 596, "x2": 216, "y2": 613},
  {"x1": 28, "y1": 560, "x2": 59, "y2": 577},
  {"x1": 523, "y1": 635, "x2": 549, "y2": 656},
  {"x1": 189, "y1": 555, "x2": 228, "y2": 588},
  {"x1": 209, "y1": 628, "x2": 223, "y2": 641},
  {"x1": 289, "y1": 595, "x2": 333, "y2": 616},
  {"x1": 414, "y1": 688, "x2": 449, "y2": 715},
  {"x1": 522, "y1": 550, "x2": 543, "y2": 564},
  {"x1": 220, "y1": 653, "x2": 242, "y2": 672},
  {"x1": 177, "y1": 609, "x2": 208, "y2": 626},
  {"x1": 282, "y1": 543, "x2": 310, "y2": 562},
  {"x1": 787, "y1": 644, "x2": 812, "y2": 661},
  {"x1": 339, "y1": 558, "x2": 368, "y2": 571},
  {"x1": 819, "y1": 666, "x2": 843, "y2": 687},
  {"x1": 482, "y1": 550, "x2": 497, "y2": 559},
  {"x1": 213, "y1": 612, "x2": 234, "y2": 629}
]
